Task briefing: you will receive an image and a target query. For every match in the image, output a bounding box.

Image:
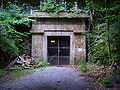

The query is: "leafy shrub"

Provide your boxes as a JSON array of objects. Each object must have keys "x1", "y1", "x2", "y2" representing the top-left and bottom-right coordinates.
[
  {"x1": 116, "y1": 77, "x2": 120, "y2": 84},
  {"x1": 98, "y1": 77, "x2": 113, "y2": 84},
  {"x1": 38, "y1": 0, "x2": 65, "y2": 12},
  {"x1": 87, "y1": 1, "x2": 120, "y2": 66},
  {"x1": 35, "y1": 60, "x2": 50, "y2": 67},
  {"x1": 98, "y1": 77, "x2": 120, "y2": 85},
  {"x1": 0, "y1": 69, "x2": 7, "y2": 76},
  {"x1": 0, "y1": 3, "x2": 33, "y2": 68},
  {"x1": 80, "y1": 64, "x2": 90, "y2": 73}
]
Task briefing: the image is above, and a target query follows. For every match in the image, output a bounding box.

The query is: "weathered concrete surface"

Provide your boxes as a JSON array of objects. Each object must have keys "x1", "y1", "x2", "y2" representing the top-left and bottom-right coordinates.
[
  {"x1": 74, "y1": 35, "x2": 86, "y2": 64},
  {"x1": 32, "y1": 34, "x2": 43, "y2": 60},
  {"x1": 0, "y1": 67, "x2": 97, "y2": 90},
  {"x1": 30, "y1": 13, "x2": 88, "y2": 64},
  {"x1": 31, "y1": 18, "x2": 85, "y2": 32}
]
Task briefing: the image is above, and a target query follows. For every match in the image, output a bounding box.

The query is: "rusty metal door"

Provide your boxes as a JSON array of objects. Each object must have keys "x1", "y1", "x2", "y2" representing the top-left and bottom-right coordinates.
[{"x1": 47, "y1": 36, "x2": 70, "y2": 65}]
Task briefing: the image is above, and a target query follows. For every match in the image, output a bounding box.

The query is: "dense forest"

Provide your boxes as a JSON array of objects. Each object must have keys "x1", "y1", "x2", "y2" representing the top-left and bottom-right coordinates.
[
  {"x1": 0, "y1": 0, "x2": 120, "y2": 67},
  {"x1": 0, "y1": 0, "x2": 120, "y2": 88},
  {"x1": 85, "y1": 0, "x2": 120, "y2": 66}
]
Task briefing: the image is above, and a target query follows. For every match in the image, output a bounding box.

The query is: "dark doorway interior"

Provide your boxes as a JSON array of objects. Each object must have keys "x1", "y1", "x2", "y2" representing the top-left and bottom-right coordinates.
[{"x1": 47, "y1": 36, "x2": 70, "y2": 65}]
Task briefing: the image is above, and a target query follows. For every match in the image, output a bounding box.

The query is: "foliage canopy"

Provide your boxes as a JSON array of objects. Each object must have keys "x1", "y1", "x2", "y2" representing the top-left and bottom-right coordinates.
[{"x1": 0, "y1": 0, "x2": 120, "y2": 67}]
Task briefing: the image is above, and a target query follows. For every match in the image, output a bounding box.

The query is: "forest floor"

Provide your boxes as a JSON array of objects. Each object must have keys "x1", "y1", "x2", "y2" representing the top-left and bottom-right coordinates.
[{"x1": 60, "y1": 65, "x2": 120, "y2": 90}]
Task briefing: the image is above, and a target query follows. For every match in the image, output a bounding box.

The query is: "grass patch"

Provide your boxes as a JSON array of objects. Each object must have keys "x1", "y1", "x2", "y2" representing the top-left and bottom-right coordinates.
[
  {"x1": 12, "y1": 69, "x2": 34, "y2": 77},
  {"x1": 4, "y1": 69, "x2": 35, "y2": 82},
  {"x1": 0, "y1": 68, "x2": 35, "y2": 83}
]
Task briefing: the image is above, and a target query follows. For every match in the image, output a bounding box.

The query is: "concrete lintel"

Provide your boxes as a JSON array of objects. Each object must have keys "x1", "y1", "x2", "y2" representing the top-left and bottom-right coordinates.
[
  {"x1": 30, "y1": 31, "x2": 44, "y2": 34},
  {"x1": 44, "y1": 30, "x2": 73, "y2": 32},
  {"x1": 73, "y1": 30, "x2": 86, "y2": 34}
]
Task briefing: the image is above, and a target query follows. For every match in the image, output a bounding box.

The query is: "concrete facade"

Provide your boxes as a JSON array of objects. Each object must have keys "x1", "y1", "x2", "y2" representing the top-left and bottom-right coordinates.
[{"x1": 30, "y1": 12, "x2": 89, "y2": 65}]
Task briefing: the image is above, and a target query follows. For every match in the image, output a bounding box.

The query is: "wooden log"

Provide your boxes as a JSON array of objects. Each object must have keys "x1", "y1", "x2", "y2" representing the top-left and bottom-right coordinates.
[{"x1": 7, "y1": 57, "x2": 19, "y2": 67}]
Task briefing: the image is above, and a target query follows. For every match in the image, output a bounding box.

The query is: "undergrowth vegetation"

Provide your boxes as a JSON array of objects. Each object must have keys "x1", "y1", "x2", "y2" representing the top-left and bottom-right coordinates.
[
  {"x1": 86, "y1": 0, "x2": 120, "y2": 66},
  {"x1": 0, "y1": 60, "x2": 50, "y2": 83},
  {"x1": 0, "y1": 3, "x2": 33, "y2": 68},
  {"x1": 35, "y1": 61, "x2": 50, "y2": 67},
  {"x1": 80, "y1": 64, "x2": 90, "y2": 73},
  {"x1": 0, "y1": 0, "x2": 120, "y2": 88},
  {"x1": 37, "y1": 0, "x2": 65, "y2": 12},
  {"x1": 79, "y1": 63, "x2": 120, "y2": 88}
]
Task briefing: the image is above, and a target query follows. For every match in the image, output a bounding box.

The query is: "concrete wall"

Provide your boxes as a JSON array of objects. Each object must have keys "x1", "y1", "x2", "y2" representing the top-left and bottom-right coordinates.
[
  {"x1": 74, "y1": 35, "x2": 86, "y2": 64},
  {"x1": 32, "y1": 34, "x2": 43, "y2": 60},
  {"x1": 31, "y1": 18, "x2": 85, "y2": 33},
  {"x1": 31, "y1": 17, "x2": 87, "y2": 64}
]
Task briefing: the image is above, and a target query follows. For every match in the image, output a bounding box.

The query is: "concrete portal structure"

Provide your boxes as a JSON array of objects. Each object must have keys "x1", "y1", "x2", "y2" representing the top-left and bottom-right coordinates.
[{"x1": 29, "y1": 11, "x2": 89, "y2": 65}]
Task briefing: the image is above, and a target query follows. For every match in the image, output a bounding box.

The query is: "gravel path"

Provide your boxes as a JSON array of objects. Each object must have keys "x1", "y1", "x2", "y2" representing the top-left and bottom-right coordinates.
[{"x1": 0, "y1": 66, "x2": 97, "y2": 90}]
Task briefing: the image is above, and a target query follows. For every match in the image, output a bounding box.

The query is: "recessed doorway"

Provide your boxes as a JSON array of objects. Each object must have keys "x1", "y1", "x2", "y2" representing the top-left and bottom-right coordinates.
[{"x1": 47, "y1": 36, "x2": 70, "y2": 65}]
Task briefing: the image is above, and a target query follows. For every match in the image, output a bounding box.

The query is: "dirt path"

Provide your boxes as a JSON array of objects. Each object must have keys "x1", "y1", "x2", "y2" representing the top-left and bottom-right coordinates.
[{"x1": 0, "y1": 66, "x2": 99, "y2": 90}]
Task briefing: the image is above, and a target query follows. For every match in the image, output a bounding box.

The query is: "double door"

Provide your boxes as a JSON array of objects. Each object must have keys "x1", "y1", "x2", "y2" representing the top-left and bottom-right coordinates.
[{"x1": 47, "y1": 36, "x2": 70, "y2": 65}]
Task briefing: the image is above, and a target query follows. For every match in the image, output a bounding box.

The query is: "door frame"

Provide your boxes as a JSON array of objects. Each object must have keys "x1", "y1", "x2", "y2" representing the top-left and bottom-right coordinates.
[
  {"x1": 47, "y1": 36, "x2": 70, "y2": 65},
  {"x1": 43, "y1": 32, "x2": 75, "y2": 65}
]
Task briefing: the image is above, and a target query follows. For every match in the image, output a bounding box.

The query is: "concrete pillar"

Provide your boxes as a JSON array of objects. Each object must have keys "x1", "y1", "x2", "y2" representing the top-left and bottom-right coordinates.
[
  {"x1": 32, "y1": 34, "x2": 43, "y2": 60},
  {"x1": 74, "y1": 35, "x2": 86, "y2": 64}
]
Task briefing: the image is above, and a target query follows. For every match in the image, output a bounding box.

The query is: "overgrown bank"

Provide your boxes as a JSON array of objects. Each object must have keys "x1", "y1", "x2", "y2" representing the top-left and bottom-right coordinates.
[
  {"x1": 0, "y1": 60, "x2": 50, "y2": 83},
  {"x1": 0, "y1": 3, "x2": 33, "y2": 68},
  {"x1": 79, "y1": 63, "x2": 120, "y2": 89},
  {"x1": 59, "y1": 64, "x2": 120, "y2": 89}
]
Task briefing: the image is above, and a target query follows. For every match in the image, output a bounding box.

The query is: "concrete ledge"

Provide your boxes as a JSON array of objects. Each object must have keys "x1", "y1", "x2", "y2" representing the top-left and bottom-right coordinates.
[
  {"x1": 28, "y1": 16, "x2": 90, "y2": 19},
  {"x1": 73, "y1": 30, "x2": 86, "y2": 34},
  {"x1": 29, "y1": 10, "x2": 90, "y2": 19},
  {"x1": 30, "y1": 31, "x2": 44, "y2": 34}
]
